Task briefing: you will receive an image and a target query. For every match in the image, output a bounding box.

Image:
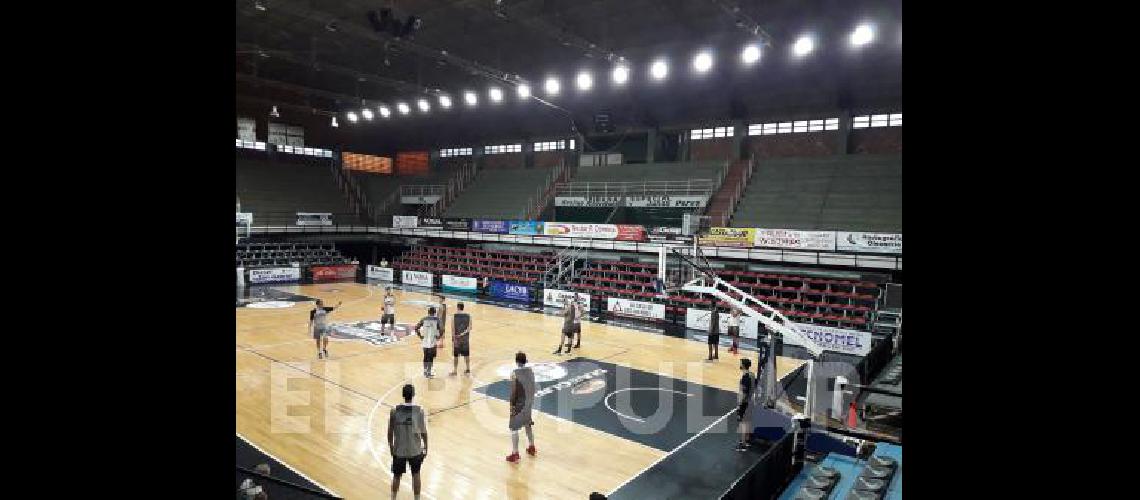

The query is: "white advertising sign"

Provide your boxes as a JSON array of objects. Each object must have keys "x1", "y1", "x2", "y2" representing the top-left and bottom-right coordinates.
[
  {"x1": 606, "y1": 297, "x2": 666, "y2": 320},
  {"x1": 783, "y1": 322, "x2": 873, "y2": 357},
  {"x1": 367, "y1": 266, "x2": 395, "y2": 281},
  {"x1": 402, "y1": 270, "x2": 433, "y2": 287},
  {"x1": 249, "y1": 267, "x2": 302, "y2": 284},
  {"x1": 554, "y1": 195, "x2": 707, "y2": 208},
  {"x1": 754, "y1": 229, "x2": 837, "y2": 251},
  {"x1": 837, "y1": 232, "x2": 902, "y2": 254},
  {"x1": 684, "y1": 308, "x2": 761, "y2": 339},
  {"x1": 392, "y1": 215, "x2": 419, "y2": 228},
  {"x1": 442, "y1": 274, "x2": 478, "y2": 292},
  {"x1": 296, "y1": 212, "x2": 333, "y2": 226},
  {"x1": 543, "y1": 289, "x2": 592, "y2": 309}
]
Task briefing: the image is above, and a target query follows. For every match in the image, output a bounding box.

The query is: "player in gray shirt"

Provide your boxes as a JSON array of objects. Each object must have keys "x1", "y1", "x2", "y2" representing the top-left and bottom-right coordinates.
[
  {"x1": 388, "y1": 384, "x2": 428, "y2": 499},
  {"x1": 450, "y1": 302, "x2": 472, "y2": 376},
  {"x1": 506, "y1": 351, "x2": 537, "y2": 463}
]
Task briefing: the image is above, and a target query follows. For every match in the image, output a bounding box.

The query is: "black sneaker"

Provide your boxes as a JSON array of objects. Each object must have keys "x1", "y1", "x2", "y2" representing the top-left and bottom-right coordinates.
[
  {"x1": 318, "y1": 351, "x2": 324, "y2": 359},
  {"x1": 553, "y1": 349, "x2": 562, "y2": 355},
  {"x1": 735, "y1": 443, "x2": 748, "y2": 452}
]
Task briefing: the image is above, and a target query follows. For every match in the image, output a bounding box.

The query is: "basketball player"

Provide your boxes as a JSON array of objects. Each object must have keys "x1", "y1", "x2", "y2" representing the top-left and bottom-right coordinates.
[
  {"x1": 388, "y1": 383, "x2": 427, "y2": 500},
  {"x1": 381, "y1": 287, "x2": 396, "y2": 335},
  {"x1": 310, "y1": 299, "x2": 342, "y2": 359},
  {"x1": 435, "y1": 294, "x2": 448, "y2": 338},
  {"x1": 450, "y1": 302, "x2": 472, "y2": 376},
  {"x1": 707, "y1": 306, "x2": 720, "y2": 361},
  {"x1": 553, "y1": 298, "x2": 575, "y2": 355},
  {"x1": 415, "y1": 307, "x2": 442, "y2": 378},
  {"x1": 728, "y1": 307, "x2": 742, "y2": 355},
  {"x1": 572, "y1": 296, "x2": 583, "y2": 349},
  {"x1": 506, "y1": 351, "x2": 537, "y2": 463},
  {"x1": 736, "y1": 358, "x2": 756, "y2": 451}
]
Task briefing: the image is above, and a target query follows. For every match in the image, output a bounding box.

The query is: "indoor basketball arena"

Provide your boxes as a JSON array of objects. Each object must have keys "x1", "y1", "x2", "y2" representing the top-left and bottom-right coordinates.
[{"x1": 236, "y1": 1, "x2": 902, "y2": 498}]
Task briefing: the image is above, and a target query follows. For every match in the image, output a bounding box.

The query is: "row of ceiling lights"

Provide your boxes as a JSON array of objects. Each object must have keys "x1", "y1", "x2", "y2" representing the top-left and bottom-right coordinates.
[{"x1": 320, "y1": 23, "x2": 890, "y2": 127}]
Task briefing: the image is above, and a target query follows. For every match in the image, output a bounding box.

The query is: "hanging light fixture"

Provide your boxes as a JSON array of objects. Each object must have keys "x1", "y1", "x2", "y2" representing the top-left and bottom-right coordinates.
[{"x1": 269, "y1": 105, "x2": 280, "y2": 118}]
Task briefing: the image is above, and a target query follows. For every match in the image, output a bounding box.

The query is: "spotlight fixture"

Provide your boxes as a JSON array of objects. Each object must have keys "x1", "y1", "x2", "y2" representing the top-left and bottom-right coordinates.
[
  {"x1": 379, "y1": 106, "x2": 391, "y2": 118},
  {"x1": 850, "y1": 24, "x2": 874, "y2": 46},
  {"x1": 439, "y1": 95, "x2": 452, "y2": 108},
  {"x1": 417, "y1": 98, "x2": 430, "y2": 112},
  {"x1": 611, "y1": 65, "x2": 629, "y2": 84},
  {"x1": 693, "y1": 51, "x2": 713, "y2": 73},
  {"x1": 489, "y1": 87, "x2": 503, "y2": 102},
  {"x1": 397, "y1": 102, "x2": 410, "y2": 115},
  {"x1": 650, "y1": 60, "x2": 668, "y2": 80},
  {"x1": 254, "y1": 1, "x2": 267, "y2": 12},
  {"x1": 361, "y1": 108, "x2": 374, "y2": 120},
  {"x1": 331, "y1": 116, "x2": 338, "y2": 127},
  {"x1": 576, "y1": 72, "x2": 593, "y2": 91},
  {"x1": 741, "y1": 44, "x2": 761, "y2": 64},
  {"x1": 793, "y1": 36, "x2": 814, "y2": 56},
  {"x1": 464, "y1": 91, "x2": 478, "y2": 106},
  {"x1": 517, "y1": 83, "x2": 531, "y2": 99},
  {"x1": 346, "y1": 111, "x2": 358, "y2": 123},
  {"x1": 269, "y1": 105, "x2": 280, "y2": 118},
  {"x1": 544, "y1": 77, "x2": 561, "y2": 95}
]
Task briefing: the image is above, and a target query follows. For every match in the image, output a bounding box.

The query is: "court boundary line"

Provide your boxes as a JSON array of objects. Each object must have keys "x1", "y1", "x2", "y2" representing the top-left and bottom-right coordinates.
[{"x1": 237, "y1": 432, "x2": 341, "y2": 498}]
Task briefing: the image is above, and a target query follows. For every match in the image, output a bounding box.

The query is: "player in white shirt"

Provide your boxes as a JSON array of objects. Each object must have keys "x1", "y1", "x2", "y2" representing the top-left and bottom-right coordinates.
[
  {"x1": 728, "y1": 307, "x2": 742, "y2": 355},
  {"x1": 381, "y1": 287, "x2": 397, "y2": 334},
  {"x1": 415, "y1": 307, "x2": 442, "y2": 378}
]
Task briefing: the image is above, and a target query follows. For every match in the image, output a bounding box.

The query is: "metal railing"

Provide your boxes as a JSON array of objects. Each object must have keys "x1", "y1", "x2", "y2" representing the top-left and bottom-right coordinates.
[
  {"x1": 522, "y1": 159, "x2": 576, "y2": 220},
  {"x1": 329, "y1": 160, "x2": 378, "y2": 225},
  {"x1": 414, "y1": 162, "x2": 477, "y2": 218},
  {"x1": 554, "y1": 179, "x2": 716, "y2": 198}
]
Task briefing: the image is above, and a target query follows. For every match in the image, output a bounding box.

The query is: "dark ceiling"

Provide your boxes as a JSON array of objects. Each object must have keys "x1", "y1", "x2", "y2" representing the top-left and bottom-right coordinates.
[{"x1": 236, "y1": 0, "x2": 902, "y2": 152}]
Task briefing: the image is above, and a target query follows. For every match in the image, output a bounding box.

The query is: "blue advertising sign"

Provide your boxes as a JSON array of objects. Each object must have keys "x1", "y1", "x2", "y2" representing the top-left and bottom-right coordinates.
[
  {"x1": 490, "y1": 279, "x2": 531, "y2": 302},
  {"x1": 508, "y1": 220, "x2": 544, "y2": 235},
  {"x1": 471, "y1": 219, "x2": 508, "y2": 234}
]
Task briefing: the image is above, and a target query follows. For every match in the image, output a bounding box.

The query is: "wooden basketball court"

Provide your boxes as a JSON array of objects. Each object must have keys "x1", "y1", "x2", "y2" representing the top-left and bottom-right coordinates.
[{"x1": 237, "y1": 282, "x2": 805, "y2": 499}]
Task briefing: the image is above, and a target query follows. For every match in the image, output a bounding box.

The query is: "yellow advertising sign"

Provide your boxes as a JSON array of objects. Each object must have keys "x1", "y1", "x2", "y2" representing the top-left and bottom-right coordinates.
[{"x1": 698, "y1": 227, "x2": 756, "y2": 247}]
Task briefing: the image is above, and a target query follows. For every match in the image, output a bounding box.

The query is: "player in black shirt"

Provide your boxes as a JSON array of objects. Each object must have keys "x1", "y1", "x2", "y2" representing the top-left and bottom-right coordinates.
[{"x1": 736, "y1": 358, "x2": 756, "y2": 451}]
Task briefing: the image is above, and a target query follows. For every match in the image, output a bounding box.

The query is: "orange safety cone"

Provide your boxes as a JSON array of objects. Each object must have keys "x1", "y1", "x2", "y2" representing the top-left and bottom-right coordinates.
[{"x1": 847, "y1": 402, "x2": 858, "y2": 428}]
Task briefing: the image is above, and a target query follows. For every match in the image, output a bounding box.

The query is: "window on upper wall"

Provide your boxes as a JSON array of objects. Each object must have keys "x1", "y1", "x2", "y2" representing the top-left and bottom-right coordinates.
[
  {"x1": 533, "y1": 140, "x2": 567, "y2": 152},
  {"x1": 440, "y1": 147, "x2": 472, "y2": 158},
  {"x1": 747, "y1": 117, "x2": 841, "y2": 136},
  {"x1": 484, "y1": 144, "x2": 522, "y2": 155},
  {"x1": 853, "y1": 113, "x2": 902, "y2": 129},
  {"x1": 690, "y1": 126, "x2": 734, "y2": 140}
]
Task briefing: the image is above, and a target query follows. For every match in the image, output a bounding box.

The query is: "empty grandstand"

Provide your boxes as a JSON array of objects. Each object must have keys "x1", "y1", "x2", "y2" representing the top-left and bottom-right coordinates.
[
  {"x1": 445, "y1": 168, "x2": 557, "y2": 219},
  {"x1": 236, "y1": 156, "x2": 361, "y2": 225},
  {"x1": 731, "y1": 154, "x2": 902, "y2": 231}
]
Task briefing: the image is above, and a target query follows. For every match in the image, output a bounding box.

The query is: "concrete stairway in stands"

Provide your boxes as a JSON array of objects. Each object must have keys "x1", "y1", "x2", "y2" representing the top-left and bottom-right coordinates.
[{"x1": 703, "y1": 158, "x2": 751, "y2": 226}]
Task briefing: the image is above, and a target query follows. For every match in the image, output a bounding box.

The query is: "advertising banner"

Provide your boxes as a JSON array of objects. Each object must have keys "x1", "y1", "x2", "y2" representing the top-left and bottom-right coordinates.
[
  {"x1": 543, "y1": 222, "x2": 646, "y2": 241},
  {"x1": 490, "y1": 280, "x2": 531, "y2": 302},
  {"x1": 442, "y1": 218, "x2": 471, "y2": 231},
  {"x1": 698, "y1": 227, "x2": 756, "y2": 247},
  {"x1": 754, "y1": 229, "x2": 837, "y2": 251},
  {"x1": 784, "y1": 322, "x2": 873, "y2": 357},
  {"x1": 401, "y1": 270, "x2": 433, "y2": 287},
  {"x1": 296, "y1": 213, "x2": 333, "y2": 226},
  {"x1": 471, "y1": 219, "x2": 508, "y2": 234},
  {"x1": 508, "y1": 220, "x2": 544, "y2": 235},
  {"x1": 418, "y1": 216, "x2": 444, "y2": 228},
  {"x1": 836, "y1": 231, "x2": 903, "y2": 254},
  {"x1": 606, "y1": 297, "x2": 666, "y2": 320},
  {"x1": 312, "y1": 264, "x2": 356, "y2": 281},
  {"x1": 554, "y1": 195, "x2": 707, "y2": 208},
  {"x1": 442, "y1": 274, "x2": 478, "y2": 292},
  {"x1": 543, "y1": 289, "x2": 592, "y2": 309},
  {"x1": 249, "y1": 267, "x2": 301, "y2": 284},
  {"x1": 392, "y1": 215, "x2": 419, "y2": 229},
  {"x1": 685, "y1": 308, "x2": 762, "y2": 339},
  {"x1": 366, "y1": 266, "x2": 395, "y2": 281}
]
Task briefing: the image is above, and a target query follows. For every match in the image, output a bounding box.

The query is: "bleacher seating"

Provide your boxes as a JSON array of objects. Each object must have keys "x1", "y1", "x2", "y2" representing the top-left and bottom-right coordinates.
[
  {"x1": 393, "y1": 245, "x2": 556, "y2": 284},
  {"x1": 571, "y1": 161, "x2": 725, "y2": 183},
  {"x1": 444, "y1": 169, "x2": 553, "y2": 219},
  {"x1": 236, "y1": 242, "x2": 352, "y2": 268},
  {"x1": 566, "y1": 259, "x2": 881, "y2": 330},
  {"x1": 731, "y1": 154, "x2": 901, "y2": 232},
  {"x1": 352, "y1": 169, "x2": 458, "y2": 214},
  {"x1": 236, "y1": 157, "x2": 361, "y2": 224},
  {"x1": 393, "y1": 244, "x2": 882, "y2": 330}
]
